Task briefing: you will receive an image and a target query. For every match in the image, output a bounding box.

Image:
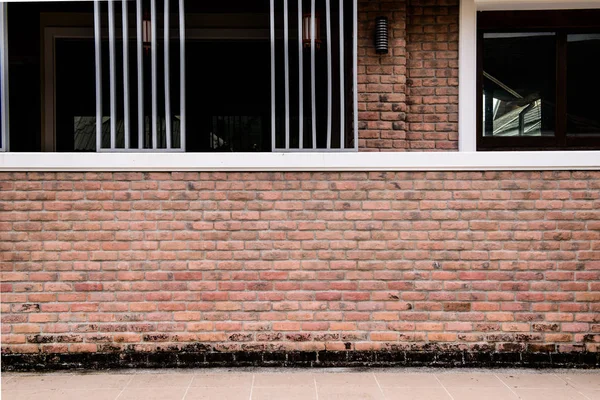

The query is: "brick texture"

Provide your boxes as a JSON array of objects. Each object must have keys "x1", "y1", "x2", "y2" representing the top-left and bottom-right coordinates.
[
  {"x1": 406, "y1": 0, "x2": 459, "y2": 151},
  {"x1": 358, "y1": 0, "x2": 409, "y2": 151},
  {"x1": 358, "y1": 0, "x2": 458, "y2": 152},
  {"x1": 1, "y1": 171, "x2": 599, "y2": 356}
]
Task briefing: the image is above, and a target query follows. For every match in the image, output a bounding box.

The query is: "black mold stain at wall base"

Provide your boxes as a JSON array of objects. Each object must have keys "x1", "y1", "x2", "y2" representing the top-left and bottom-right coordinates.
[{"x1": 2, "y1": 351, "x2": 599, "y2": 371}]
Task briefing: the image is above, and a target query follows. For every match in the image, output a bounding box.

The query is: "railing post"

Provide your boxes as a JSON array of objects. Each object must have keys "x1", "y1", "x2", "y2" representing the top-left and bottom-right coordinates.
[{"x1": 94, "y1": 0, "x2": 103, "y2": 152}]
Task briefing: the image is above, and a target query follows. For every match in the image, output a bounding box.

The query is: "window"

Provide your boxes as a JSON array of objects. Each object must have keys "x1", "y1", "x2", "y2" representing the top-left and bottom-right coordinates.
[
  {"x1": 3, "y1": 0, "x2": 358, "y2": 153},
  {"x1": 477, "y1": 10, "x2": 600, "y2": 151}
]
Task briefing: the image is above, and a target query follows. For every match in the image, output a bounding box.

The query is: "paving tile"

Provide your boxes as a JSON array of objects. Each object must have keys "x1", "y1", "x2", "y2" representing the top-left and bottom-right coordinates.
[
  {"x1": 1, "y1": 375, "x2": 61, "y2": 390},
  {"x1": 0, "y1": 377, "x2": 21, "y2": 390},
  {"x1": 4, "y1": 374, "x2": 131, "y2": 390},
  {"x1": 127, "y1": 373, "x2": 193, "y2": 388},
  {"x1": 563, "y1": 373, "x2": 600, "y2": 390},
  {"x1": 374, "y1": 373, "x2": 442, "y2": 388},
  {"x1": 381, "y1": 387, "x2": 452, "y2": 400},
  {"x1": 446, "y1": 386, "x2": 519, "y2": 400},
  {"x1": 191, "y1": 373, "x2": 254, "y2": 388},
  {"x1": 497, "y1": 373, "x2": 569, "y2": 389},
  {"x1": 251, "y1": 386, "x2": 317, "y2": 400},
  {"x1": 1, "y1": 388, "x2": 120, "y2": 400},
  {"x1": 184, "y1": 386, "x2": 252, "y2": 400},
  {"x1": 435, "y1": 373, "x2": 503, "y2": 388},
  {"x1": 578, "y1": 389, "x2": 600, "y2": 400},
  {"x1": 119, "y1": 387, "x2": 188, "y2": 400},
  {"x1": 1, "y1": 375, "x2": 15, "y2": 385},
  {"x1": 317, "y1": 385, "x2": 385, "y2": 400},
  {"x1": 514, "y1": 388, "x2": 588, "y2": 400},
  {"x1": 314, "y1": 373, "x2": 377, "y2": 386},
  {"x1": 253, "y1": 373, "x2": 314, "y2": 388},
  {"x1": 1, "y1": 390, "x2": 56, "y2": 400}
]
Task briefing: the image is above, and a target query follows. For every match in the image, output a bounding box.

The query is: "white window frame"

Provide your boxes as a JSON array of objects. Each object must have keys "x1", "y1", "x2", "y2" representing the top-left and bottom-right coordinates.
[
  {"x1": 0, "y1": 0, "x2": 600, "y2": 171},
  {"x1": 0, "y1": 2, "x2": 9, "y2": 152},
  {"x1": 459, "y1": 0, "x2": 600, "y2": 152}
]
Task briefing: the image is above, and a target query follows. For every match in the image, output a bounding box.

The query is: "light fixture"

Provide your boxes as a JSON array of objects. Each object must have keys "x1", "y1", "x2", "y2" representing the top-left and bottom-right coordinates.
[
  {"x1": 143, "y1": 10, "x2": 151, "y2": 53},
  {"x1": 303, "y1": 13, "x2": 321, "y2": 50},
  {"x1": 375, "y1": 16, "x2": 389, "y2": 55}
]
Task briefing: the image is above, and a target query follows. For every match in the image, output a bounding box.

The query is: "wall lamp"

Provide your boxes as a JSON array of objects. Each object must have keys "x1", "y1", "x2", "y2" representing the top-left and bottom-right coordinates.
[
  {"x1": 143, "y1": 10, "x2": 151, "y2": 53},
  {"x1": 375, "y1": 16, "x2": 389, "y2": 55},
  {"x1": 303, "y1": 13, "x2": 321, "y2": 50}
]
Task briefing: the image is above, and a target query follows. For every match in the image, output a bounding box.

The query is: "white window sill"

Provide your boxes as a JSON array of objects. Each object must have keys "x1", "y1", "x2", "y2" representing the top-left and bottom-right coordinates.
[
  {"x1": 0, "y1": 151, "x2": 599, "y2": 171},
  {"x1": 475, "y1": 0, "x2": 600, "y2": 11}
]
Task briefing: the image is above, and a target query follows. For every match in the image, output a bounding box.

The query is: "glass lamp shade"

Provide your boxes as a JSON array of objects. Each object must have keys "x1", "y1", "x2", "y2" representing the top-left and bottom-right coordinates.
[
  {"x1": 143, "y1": 14, "x2": 151, "y2": 51},
  {"x1": 302, "y1": 13, "x2": 321, "y2": 49}
]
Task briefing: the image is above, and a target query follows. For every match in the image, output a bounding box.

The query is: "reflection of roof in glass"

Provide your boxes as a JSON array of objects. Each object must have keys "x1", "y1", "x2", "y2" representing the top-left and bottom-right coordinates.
[
  {"x1": 74, "y1": 116, "x2": 181, "y2": 151},
  {"x1": 493, "y1": 100, "x2": 542, "y2": 137}
]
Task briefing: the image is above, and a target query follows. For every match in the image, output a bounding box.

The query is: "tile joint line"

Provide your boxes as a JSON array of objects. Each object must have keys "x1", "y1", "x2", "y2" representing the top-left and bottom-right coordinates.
[
  {"x1": 553, "y1": 373, "x2": 592, "y2": 400},
  {"x1": 434, "y1": 375, "x2": 455, "y2": 400},
  {"x1": 114, "y1": 375, "x2": 134, "y2": 400},
  {"x1": 248, "y1": 373, "x2": 255, "y2": 400},
  {"x1": 495, "y1": 373, "x2": 520, "y2": 398},
  {"x1": 181, "y1": 374, "x2": 194, "y2": 400},
  {"x1": 373, "y1": 373, "x2": 386, "y2": 399}
]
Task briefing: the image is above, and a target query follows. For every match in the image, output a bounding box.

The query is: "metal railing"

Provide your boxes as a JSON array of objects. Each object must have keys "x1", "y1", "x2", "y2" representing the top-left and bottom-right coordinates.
[
  {"x1": 94, "y1": 0, "x2": 186, "y2": 151},
  {"x1": 271, "y1": 0, "x2": 358, "y2": 151}
]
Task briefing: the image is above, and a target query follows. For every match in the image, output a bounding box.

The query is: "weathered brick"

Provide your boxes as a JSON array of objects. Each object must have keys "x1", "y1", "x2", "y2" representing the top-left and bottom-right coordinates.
[{"x1": 1, "y1": 162, "x2": 600, "y2": 359}]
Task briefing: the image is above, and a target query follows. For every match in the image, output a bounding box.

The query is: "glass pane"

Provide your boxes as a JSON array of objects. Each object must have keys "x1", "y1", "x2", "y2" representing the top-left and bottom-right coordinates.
[
  {"x1": 482, "y1": 32, "x2": 556, "y2": 137},
  {"x1": 567, "y1": 33, "x2": 600, "y2": 136}
]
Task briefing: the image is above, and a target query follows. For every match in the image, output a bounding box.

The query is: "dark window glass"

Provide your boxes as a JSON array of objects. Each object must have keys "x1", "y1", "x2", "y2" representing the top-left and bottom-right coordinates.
[
  {"x1": 482, "y1": 32, "x2": 556, "y2": 138},
  {"x1": 567, "y1": 33, "x2": 600, "y2": 137}
]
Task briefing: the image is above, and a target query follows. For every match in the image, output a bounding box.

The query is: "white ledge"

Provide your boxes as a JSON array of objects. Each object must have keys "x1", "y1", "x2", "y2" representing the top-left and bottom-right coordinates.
[
  {"x1": 475, "y1": 0, "x2": 600, "y2": 10},
  {"x1": 0, "y1": 151, "x2": 599, "y2": 172}
]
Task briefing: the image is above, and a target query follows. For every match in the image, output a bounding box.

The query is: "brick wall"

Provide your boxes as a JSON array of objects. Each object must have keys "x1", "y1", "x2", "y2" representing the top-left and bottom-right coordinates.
[
  {"x1": 358, "y1": 0, "x2": 459, "y2": 152},
  {"x1": 358, "y1": 0, "x2": 408, "y2": 151},
  {"x1": 1, "y1": 171, "x2": 599, "y2": 366},
  {"x1": 406, "y1": 0, "x2": 459, "y2": 151}
]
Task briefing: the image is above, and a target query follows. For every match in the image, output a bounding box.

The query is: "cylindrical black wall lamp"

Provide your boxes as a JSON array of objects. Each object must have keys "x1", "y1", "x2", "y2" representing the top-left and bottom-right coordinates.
[{"x1": 375, "y1": 16, "x2": 389, "y2": 55}]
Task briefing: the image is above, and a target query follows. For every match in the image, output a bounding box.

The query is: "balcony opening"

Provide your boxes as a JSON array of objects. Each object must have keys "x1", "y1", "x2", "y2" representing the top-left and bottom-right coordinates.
[{"x1": 6, "y1": 0, "x2": 356, "y2": 153}]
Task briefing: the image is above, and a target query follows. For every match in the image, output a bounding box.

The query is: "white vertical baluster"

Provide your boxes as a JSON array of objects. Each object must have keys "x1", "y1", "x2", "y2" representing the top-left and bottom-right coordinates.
[
  {"x1": 310, "y1": 0, "x2": 316, "y2": 148},
  {"x1": 284, "y1": 0, "x2": 290, "y2": 149},
  {"x1": 270, "y1": 0, "x2": 276, "y2": 150},
  {"x1": 325, "y1": 0, "x2": 332, "y2": 149},
  {"x1": 179, "y1": 0, "x2": 186, "y2": 150},
  {"x1": 297, "y1": 0, "x2": 303, "y2": 149},
  {"x1": 353, "y1": 0, "x2": 358, "y2": 150},
  {"x1": 339, "y1": 0, "x2": 345, "y2": 149},
  {"x1": 94, "y1": 1, "x2": 102, "y2": 151},
  {"x1": 122, "y1": 0, "x2": 130, "y2": 149},
  {"x1": 164, "y1": 0, "x2": 172, "y2": 149},
  {"x1": 108, "y1": 0, "x2": 117, "y2": 149},
  {"x1": 136, "y1": 0, "x2": 144, "y2": 149},
  {"x1": 151, "y1": 0, "x2": 157, "y2": 149}
]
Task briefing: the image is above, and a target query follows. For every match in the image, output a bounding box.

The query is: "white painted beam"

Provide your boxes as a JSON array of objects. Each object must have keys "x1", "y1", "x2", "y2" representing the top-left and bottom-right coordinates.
[
  {"x1": 475, "y1": 0, "x2": 600, "y2": 10},
  {"x1": 1, "y1": 151, "x2": 599, "y2": 171}
]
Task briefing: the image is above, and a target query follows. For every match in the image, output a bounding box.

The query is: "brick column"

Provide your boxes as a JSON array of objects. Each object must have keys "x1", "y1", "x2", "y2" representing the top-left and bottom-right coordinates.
[
  {"x1": 406, "y1": 0, "x2": 459, "y2": 151},
  {"x1": 358, "y1": 0, "x2": 408, "y2": 151}
]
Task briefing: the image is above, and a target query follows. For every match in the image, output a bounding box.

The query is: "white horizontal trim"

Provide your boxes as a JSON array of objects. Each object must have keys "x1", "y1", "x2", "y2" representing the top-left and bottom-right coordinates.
[
  {"x1": 475, "y1": 0, "x2": 600, "y2": 10},
  {"x1": 0, "y1": 152, "x2": 599, "y2": 172}
]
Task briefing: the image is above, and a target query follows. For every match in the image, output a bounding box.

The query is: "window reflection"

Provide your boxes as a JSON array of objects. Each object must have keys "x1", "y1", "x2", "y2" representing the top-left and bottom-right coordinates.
[
  {"x1": 482, "y1": 33, "x2": 556, "y2": 137},
  {"x1": 567, "y1": 33, "x2": 600, "y2": 137}
]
